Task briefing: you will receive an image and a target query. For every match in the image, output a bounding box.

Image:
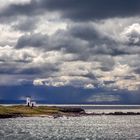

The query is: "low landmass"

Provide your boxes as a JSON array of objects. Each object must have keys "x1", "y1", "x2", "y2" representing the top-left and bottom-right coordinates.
[
  {"x1": 0, "y1": 105, "x2": 140, "y2": 119},
  {"x1": 0, "y1": 105, "x2": 85, "y2": 118}
]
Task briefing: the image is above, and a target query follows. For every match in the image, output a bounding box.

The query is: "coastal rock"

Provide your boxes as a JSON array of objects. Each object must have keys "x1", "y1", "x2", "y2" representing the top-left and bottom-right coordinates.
[{"x1": 59, "y1": 107, "x2": 85, "y2": 113}]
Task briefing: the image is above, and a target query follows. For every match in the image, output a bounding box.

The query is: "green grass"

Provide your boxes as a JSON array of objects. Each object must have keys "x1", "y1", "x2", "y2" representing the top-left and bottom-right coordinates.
[
  {"x1": 0, "y1": 105, "x2": 63, "y2": 116},
  {"x1": 0, "y1": 105, "x2": 85, "y2": 118}
]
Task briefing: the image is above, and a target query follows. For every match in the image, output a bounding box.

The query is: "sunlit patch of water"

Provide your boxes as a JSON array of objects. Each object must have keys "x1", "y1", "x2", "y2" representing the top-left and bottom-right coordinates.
[{"x1": 0, "y1": 115, "x2": 140, "y2": 140}]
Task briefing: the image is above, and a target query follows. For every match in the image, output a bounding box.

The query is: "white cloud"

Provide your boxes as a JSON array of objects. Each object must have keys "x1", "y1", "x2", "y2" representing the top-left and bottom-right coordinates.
[
  {"x1": 120, "y1": 23, "x2": 140, "y2": 45},
  {"x1": 0, "y1": 45, "x2": 35, "y2": 62},
  {"x1": 0, "y1": 0, "x2": 31, "y2": 10},
  {"x1": 99, "y1": 63, "x2": 140, "y2": 91},
  {"x1": 84, "y1": 84, "x2": 95, "y2": 89},
  {"x1": 32, "y1": 58, "x2": 140, "y2": 91},
  {"x1": 33, "y1": 76, "x2": 93, "y2": 87},
  {"x1": 0, "y1": 24, "x2": 22, "y2": 46},
  {"x1": 34, "y1": 16, "x2": 67, "y2": 35}
]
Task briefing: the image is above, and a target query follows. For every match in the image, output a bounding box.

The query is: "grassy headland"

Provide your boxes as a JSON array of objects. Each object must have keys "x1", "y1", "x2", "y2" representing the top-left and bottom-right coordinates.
[{"x1": 0, "y1": 105, "x2": 85, "y2": 118}]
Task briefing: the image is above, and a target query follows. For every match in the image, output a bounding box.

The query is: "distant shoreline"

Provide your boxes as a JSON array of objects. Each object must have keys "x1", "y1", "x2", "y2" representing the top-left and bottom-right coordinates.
[
  {"x1": 0, "y1": 105, "x2": 140, "y2": 119},
  {"x1": 1, "y1": 104, "x2": 140, "y2": 106}
]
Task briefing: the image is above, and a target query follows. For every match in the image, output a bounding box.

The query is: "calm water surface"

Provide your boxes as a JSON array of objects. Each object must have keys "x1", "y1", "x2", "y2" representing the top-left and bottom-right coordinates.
[{"x1": 0, "y1": 115, "x2": 140, "y2": 140}]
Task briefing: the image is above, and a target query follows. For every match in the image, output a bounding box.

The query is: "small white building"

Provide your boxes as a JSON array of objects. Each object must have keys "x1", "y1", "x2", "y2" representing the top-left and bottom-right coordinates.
[
  {"x1": 31, "y1": 101, "x2": 36, "y2": 107},
  {"x1": 26, "y1": 97, "x2": 36, "y2": 107},
  {"x1": 26, "y1": 97, "x2": 31, "y2": 107}
]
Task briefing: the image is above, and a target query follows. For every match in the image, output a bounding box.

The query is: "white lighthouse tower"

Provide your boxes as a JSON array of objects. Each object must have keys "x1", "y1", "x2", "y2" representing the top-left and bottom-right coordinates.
[{"x1": 26, "y1": 96, "x2": 31, "y2": 107}]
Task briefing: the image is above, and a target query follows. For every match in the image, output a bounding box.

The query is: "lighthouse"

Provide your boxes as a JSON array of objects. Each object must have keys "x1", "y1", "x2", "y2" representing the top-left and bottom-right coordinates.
[{"x1": 26, "y1": 96, "x2": 31, "y2": 107}]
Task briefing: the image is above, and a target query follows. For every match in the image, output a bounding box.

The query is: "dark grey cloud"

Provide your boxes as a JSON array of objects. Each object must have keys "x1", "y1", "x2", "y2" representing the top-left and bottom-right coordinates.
[
  {"x1": 90, "y1": 55, "x2": 115, "y2": 72},
  {"x1": 0, "y1": 1, "x2": 37, "y2": 18},
  {"x1": 41, "y1": 0, "x2": 140, "y2": 21},
  {"x1": 67, "y1": 24, "x2": 132, "y2": 57},
  {"x1": 69, "y1": 24, "x2": 101, "y2": 41},
  {"x1": 123, "y1": 75, "x2": 136, "y2": 80},
  {"x1": 68, "y1": 23, "x2": 116, "y2": 46},
  {"x1": 0, "y1": 63, "x2": 18, "y2": 75},
  {"x1": 83, "y1": 73, "x2": 97, "y2": 80},
  {"x1": 0, "y1": 62, "x2": 59, "y2": 76},
  {"x1": 0, "y1": 1, "x2": 39, "y2": 25},
  {"x1": 134, "y1": 67, "x2": 140, "y2": 74},
  {"x1": 15, "y1": 24, "x2": 115, "y2": 53},
  {"x1": 0, "y1": 0, "x2": 140, "y2": 22},
  {"x1": 16, "y1": 33, "x2": 48, "y2": 48},
  {"x1": 0, "y1": 0, "x2": 140, "y2": 104},
  {"x1": 99, "y1": 66, "x2": 113, "y2": 72},
  {"x1": 12, "y1": 17, "x2": 38, "y2": 32},
  {"x1": 15, "y1": 29, "x2": 87, "y2": 53},
  {"x1": 103, "y1": 80, "x2": 115, "y2": 85},
  {"x1": 19, "y1": 65, "x2": 59, "y2": 75},
  {"x1": 15, "y1": 23, "x2": 134, "y2": 60}
]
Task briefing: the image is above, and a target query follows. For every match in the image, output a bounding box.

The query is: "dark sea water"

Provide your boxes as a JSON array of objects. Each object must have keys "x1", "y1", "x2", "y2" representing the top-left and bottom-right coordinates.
[
  {"x1": 0, "y1": 105, "x2": 140, "y2": 140},
  {"x1": 0, "y1": 116, "x2": 140, "y2": 140}
]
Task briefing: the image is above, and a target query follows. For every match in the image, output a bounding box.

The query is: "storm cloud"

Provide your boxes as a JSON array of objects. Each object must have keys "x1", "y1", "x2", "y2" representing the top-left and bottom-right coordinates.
[
  {"x1": 0, "y1": 0, "x2": 140, "y2": 104},
  {"x1": 0, "y1": 0, "x2": 140, "y2": 21}
]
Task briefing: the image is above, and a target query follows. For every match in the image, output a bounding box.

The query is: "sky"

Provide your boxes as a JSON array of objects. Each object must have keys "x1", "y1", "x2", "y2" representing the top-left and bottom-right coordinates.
[{"x1": 0, "y1": 0, "x2": 140, "y2": 104}]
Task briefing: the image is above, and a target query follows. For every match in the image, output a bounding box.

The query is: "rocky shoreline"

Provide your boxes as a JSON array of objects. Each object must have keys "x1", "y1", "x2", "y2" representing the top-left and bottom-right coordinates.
[
  {"x1": 85, "y1": 112, "x2": 140, "y2": 116},
  {"x1": 0, "y1": 105, "x2": 140, "y2": 119}
]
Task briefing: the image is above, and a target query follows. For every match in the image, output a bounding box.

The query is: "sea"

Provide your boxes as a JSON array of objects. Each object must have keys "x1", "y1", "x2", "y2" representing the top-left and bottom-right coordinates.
[{"x1": 0, "y1": 105, "x2": 140, "y2": 140}]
